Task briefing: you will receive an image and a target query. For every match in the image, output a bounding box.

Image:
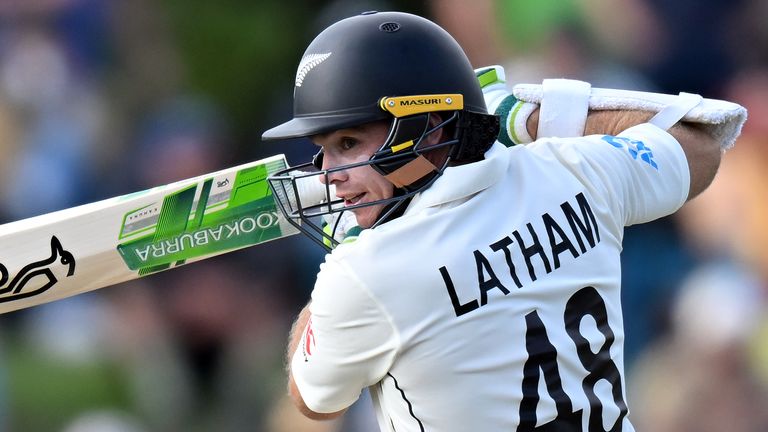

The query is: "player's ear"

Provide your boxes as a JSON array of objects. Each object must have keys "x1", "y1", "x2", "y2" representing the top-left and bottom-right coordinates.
[
  {"x1": 419, "y1": 113, "x2": 451, "y2": 168},
  {"x1": 425, "y1": 113, "x2": 445, "y2": 145}
]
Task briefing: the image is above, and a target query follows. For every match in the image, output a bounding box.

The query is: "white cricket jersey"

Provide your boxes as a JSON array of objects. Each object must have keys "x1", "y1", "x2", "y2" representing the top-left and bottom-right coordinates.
[{"x1": 292, "y1": 123, "x2": 689, "y2": 431}]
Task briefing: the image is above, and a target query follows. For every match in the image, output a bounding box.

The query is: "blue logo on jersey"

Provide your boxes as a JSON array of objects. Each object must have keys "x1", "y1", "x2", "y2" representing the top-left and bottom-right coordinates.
[{"x1": 601, "y1": 135, "x2": 658, "y2": 170}]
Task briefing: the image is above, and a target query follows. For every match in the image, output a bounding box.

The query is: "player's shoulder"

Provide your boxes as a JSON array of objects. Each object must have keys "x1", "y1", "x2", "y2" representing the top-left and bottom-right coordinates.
[
  {"x1": 321, "y1": 226, "x2": 389, "y2": 281},
  {"x1": 325, "y1": 209, "x2": 438, "y2": 282},
  {"x1": 315, "y1": 245, "x2": 379, "y2": 308}
]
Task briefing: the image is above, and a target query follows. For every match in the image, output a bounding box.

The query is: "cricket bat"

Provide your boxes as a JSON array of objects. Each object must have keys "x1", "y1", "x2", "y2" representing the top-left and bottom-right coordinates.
[{"x1": 0, "y1": 154, "x2": 323, "y2": 315}]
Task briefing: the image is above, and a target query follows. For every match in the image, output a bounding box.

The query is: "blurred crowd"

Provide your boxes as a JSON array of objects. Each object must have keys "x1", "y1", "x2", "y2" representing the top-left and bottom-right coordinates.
[{"x1": 0, "y1": 0, "x2": 766, "y2": 431}]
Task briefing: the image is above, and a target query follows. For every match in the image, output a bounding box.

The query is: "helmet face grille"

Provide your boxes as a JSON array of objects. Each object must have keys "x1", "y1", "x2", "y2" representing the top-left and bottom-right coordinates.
[{"x1": 379, "y1": 22, "x2": 401, "y2": 33}]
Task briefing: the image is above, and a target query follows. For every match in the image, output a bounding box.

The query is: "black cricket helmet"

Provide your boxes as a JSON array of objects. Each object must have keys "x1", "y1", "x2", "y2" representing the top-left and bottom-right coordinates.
[{"x1": 264, "y1": 11, "x2": 499, "y2": 250}]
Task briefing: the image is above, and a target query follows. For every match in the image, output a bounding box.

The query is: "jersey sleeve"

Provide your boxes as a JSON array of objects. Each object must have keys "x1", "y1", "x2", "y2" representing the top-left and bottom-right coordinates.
[
  {"x1": 531, "y1": 122, "x2": 690, "y2": 227},
  {"x1": 291, "y1": 255, "x2": 399, "y2": 414}
]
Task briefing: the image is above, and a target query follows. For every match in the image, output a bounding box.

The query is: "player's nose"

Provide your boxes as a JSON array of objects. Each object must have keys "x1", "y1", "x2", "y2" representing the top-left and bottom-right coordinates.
[
  {"x1": 318, "y1": 156, "x2": 347, "y2": 185},
  {"x1": 319, "y1": 169, "x2": 347, "y2": 185}
]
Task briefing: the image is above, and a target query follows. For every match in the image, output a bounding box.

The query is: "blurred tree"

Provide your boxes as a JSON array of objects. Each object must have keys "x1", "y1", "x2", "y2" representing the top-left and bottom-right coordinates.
[
  {"x1": 160, "y1": 1, "x2": 314, "y2": 153},
  {"x1": 159, "y1": 0, "x2": 428, "y2": 161}
]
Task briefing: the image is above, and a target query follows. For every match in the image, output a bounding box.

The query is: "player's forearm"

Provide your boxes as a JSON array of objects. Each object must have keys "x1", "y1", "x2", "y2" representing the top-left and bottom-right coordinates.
[
  {"x1": 286, "y1": 304, "x2": 316, "y2": 416},
  {"x1": 668, "y1": 121, "x2": 721, "y2": 200},
  {"x1": 287, "y1": 303, "x2": 312, "y2": 369},
  {"x1": 286, "y1": 303, "x2": 346, "y2": 420},
  {"x1": 525, "y1": 108, "x2": 656, "y2": 139}
]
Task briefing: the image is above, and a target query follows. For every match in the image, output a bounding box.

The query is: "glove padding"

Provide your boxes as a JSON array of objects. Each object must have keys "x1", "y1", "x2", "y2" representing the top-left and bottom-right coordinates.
[
  {"x1": 477, "y1": 65, "x2": 748, "y2": 150},
  {"x1": 476, "y1": 66, "x2": 536, "y2": 146},
  {"x1": 513, "y1": 79, "x2": 747, "y2": 150}
]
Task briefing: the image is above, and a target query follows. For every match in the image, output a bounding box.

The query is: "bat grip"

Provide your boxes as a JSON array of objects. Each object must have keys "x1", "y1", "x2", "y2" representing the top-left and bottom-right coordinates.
[{"x1": 290, "y1": 171, "x2": 335, "y2": 208}]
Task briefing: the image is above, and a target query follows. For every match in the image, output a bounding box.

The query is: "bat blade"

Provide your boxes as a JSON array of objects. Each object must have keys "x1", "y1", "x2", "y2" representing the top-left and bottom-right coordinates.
[{"x1": 0, "y1": 154, "x2": 299, "y2": 314}]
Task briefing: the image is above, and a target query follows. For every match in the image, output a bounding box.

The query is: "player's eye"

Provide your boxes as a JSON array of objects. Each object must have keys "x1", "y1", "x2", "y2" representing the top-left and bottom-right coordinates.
[{"x1": 340, "y1": 137, "x2": 358, "y2": 151}]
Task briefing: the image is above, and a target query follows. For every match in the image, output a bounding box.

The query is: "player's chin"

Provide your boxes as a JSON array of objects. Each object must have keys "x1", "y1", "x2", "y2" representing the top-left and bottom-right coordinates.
[{"x1": 352, "y1": 203, "x2": 386, "y2": 229}]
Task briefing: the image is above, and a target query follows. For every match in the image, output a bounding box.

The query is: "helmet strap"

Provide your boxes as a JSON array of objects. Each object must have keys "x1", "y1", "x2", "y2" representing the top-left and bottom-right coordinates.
[{"x1": 383, "y1": 155, "x2": 437, "y2": 188}]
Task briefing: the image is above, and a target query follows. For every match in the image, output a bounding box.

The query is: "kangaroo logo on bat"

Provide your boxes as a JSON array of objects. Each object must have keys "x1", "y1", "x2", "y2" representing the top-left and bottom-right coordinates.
[{"x1": 0, "y1": 236, "x2": 76, "y2": 303}]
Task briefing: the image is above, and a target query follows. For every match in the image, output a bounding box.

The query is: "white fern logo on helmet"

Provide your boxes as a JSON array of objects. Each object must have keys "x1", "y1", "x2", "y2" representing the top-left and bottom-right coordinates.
[{"x1": 295, "y1": 52, "x2": 332, "y2": 87}]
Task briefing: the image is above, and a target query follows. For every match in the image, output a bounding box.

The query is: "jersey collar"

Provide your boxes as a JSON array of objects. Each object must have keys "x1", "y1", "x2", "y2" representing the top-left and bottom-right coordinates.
[{"x1": 405, "y1": 142, "x2": 508, "y2": 213}]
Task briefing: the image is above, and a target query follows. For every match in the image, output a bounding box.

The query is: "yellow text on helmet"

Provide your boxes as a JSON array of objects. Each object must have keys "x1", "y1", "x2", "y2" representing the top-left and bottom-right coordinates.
[{"x1": 379, "y1": 94, "x2": 464, "y2": 118}]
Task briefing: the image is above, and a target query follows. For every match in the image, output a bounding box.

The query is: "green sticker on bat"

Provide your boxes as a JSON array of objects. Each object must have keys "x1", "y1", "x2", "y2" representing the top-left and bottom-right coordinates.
[{"x1": 117, "y1": 158, "x2": 292, "y2": 275}]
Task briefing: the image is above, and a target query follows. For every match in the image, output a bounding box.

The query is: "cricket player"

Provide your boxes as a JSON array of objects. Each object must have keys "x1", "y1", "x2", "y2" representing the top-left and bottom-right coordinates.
[{"x1": 261, "y1": 11, "x2": 744, "y2": 431}]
